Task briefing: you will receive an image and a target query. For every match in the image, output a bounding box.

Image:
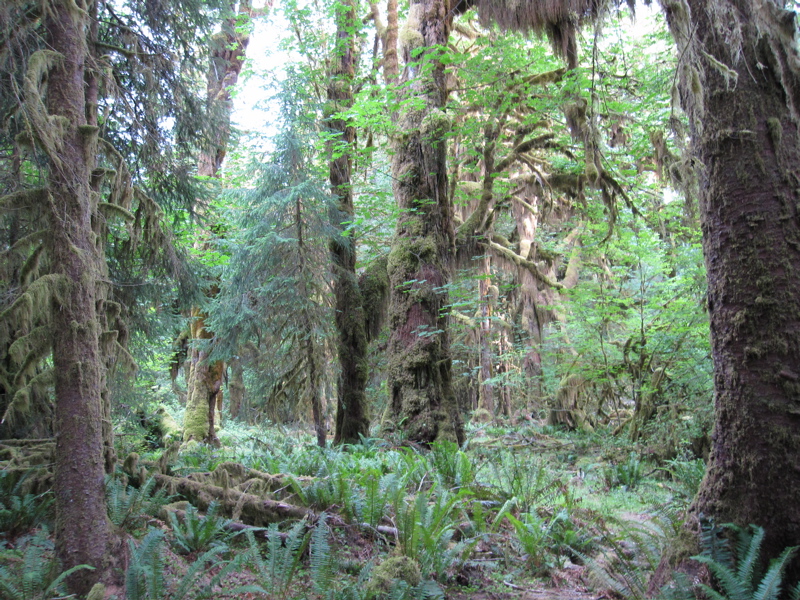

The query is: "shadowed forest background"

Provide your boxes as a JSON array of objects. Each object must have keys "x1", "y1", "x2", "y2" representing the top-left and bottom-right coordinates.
[{"x1": 2, "y1": 0, "x2": 800, "y2": 598}]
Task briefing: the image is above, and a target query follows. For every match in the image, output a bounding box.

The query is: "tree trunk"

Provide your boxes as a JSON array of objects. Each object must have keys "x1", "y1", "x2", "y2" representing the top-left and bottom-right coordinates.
[
  {"x1": 46, "y1": 0, "x2": 110, "y2": 592},
  {"x1": 183, "y1": 0, "x2": 252, "y2": 443},
  {"x1": 478, "y1": 255, "x2": 494, "y2": 414},
  {"x1": 229, "y1": 356, "x2": 245, "y2": 419},
  {"x1": 329, "y1": 0, "x2": 371, "y2": 445},
  {"x1": 652, "y1": 0, "x2": 800, "y2": 584},
  {"x1": 386, "y1": 0, "x2": 464, "y2": 445}
]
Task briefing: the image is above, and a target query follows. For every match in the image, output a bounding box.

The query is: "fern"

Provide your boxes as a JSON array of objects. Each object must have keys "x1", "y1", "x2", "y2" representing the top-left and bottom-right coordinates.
[
  {"x1": 126, "y1": 528, "x2": 167, "y2": 600},
  {"x1": 245, "y1": 520, "x2": 310, "y2": 599},
  {"x1": 126, "y1": 527, "x2": 253, "y2": 600},
  {"x1": 0, "y1": 529, "x2": 93, "y2": 600},
  {"x1": 693, "y1": 523, "x2": 799, "y2": 600},
  {"x1": 168, "y1": 501, "x2": 232, "y2": 554},
  {"x1": 311, "y1": 513, "x2": 335, "y2": 594},
  {"x1": 106, "y1": 473, "x2": 171, "y2": 531},
  {"x1": 0, "y1": 471, "x2": 53, "y2": 535}
]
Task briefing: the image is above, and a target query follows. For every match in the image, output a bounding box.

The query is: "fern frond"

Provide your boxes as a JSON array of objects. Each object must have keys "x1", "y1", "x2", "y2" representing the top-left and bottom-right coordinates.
[
  {"x1": 737, "y1": 526, "x2": 765, "y2": 593},
  {"x1": 311, "y1": 513, "x2": 334, "y2": 594},
  {"x1": 171, "y1": 545, "x2": 227, "y2": 600},
  {"x1": 753, "y1": 546, "x2": 797, "y2": 600}
]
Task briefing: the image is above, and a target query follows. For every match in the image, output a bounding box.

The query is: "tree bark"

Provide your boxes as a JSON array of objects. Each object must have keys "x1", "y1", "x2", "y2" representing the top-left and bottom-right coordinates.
[
  {"x1": 329, "y1": 0, "x2": 371, "y2": 445},
  {"x1": 652, "y1": 0, "x2": 800, "y2": 584},
  {"x1": 45, "y1": 0, "x2": 110, "y2": 592},
  {"x1": 386, "y1": 0, "x2": 465, "y2": 445},
  {"x1": 183, "y1": 0, "x2": 252, "y2": 443}
]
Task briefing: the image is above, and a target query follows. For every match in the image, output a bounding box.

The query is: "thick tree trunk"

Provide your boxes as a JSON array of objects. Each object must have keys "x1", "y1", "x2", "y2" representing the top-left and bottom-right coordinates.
[
  {"x1": 386, "y1": 0, "x2": 464, "y2": 445},
  {"x1": 46, "y1": 0, "x2": 110, "y2": 592},
  {"x1": 183, "y1": 0, "x2": 251, "y2": 443},
  {"x1": 652, "y1": 0, "x2": 800, "y2": 584},
  {"x1": 329, "y1": 0, "x2": 371, "y2": 445}
]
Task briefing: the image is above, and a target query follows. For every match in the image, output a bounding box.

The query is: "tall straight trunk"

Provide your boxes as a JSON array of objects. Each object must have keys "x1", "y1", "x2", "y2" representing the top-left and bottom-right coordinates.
[
  {"x1": 329, "y1": 0, "x2": 370, "y2": 445},
  {"x1": 46, "y1": 0, "x2": 110, "y2": 592},
  {"x1": 183, "y1": 0, "x2": 251, "y2": 443},
  {"x1": 478, "y1": 255, "x2": 494, "y2": 414},
  {"x1": 386, "y1": 0, "x2": 464, "y2": 445},
  {"x1": 652, "y1": 0, "x2": 800, "y2": 582}
]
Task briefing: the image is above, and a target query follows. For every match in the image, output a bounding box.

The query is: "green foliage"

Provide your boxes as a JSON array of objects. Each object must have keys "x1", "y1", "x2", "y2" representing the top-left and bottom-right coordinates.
[
  {"x1": 427, "y1": 441, "x2": 476, "y2": 491},
  {"x1": 244, "y1": 520, "x2": 310, "y2": 599},
  {"x1": 693, "y1": 523, "x2": 799, "y2": 600},
  {"x1": 603, "y1": 452, "x2": 645, "y2": 490},
  {"x1": 488, "y1": 451, "x2": 561, "y2": 513},
  {"x1": 393, "y1": 484, "x2": 474, "y2": 581},
  {"x1": 0, "y1": 472, "x2": 52, "y2": 536},
  {"x1": 106, "y1": 474, "x2": 171, "y2": 531},
  {"x1": 0, "y1": 529, "x2": 93, "y2": 600},
  {"x1": 168, "y1": 501, "x2": 232, "y2": 554},
  {"x1": 661, "y1": 455, "x2": 706, "y2": 502},
  {"x1": 125, "y1": 527, "x2": 250, "y2": 600},
  {"x1": 311, "y1": 513, "x2": 335, "y2": 595}
]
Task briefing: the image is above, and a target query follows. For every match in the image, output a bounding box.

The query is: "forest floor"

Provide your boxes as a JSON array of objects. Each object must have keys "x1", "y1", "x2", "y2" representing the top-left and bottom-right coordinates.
[{"x1": 0, "y1": 419, "x2": 701, "y2": 599}]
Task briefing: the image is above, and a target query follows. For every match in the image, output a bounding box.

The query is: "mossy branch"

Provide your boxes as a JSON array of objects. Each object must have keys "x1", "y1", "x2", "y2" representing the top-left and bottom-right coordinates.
[
  {"x1": 98, "y1": 202, "x2": 135, "y2": 223},
  {"x1": 0, "y1": 274, "x2": 70, "y2": 326},
  {"x1": 19, "y1": 243, "x2": 46, "y2": 287},
  {"x1": 488, "y1": 240, "x2": 565, "y2": 290},
  {"x1": 9, "y1": 229, "x2": 48, "y2": 254},
  {"x1": 8, "y1": 325, "x2": 51, "y2": 369},
  {"x1": 22, "y1": 50, "x2": 68, "y2": 163},
  {"x1": 2, "y1": 368, "x2": 54, "y2": 427},
  {"x1": 0, "y1": 189, "x2": 48, "y2": 213}
]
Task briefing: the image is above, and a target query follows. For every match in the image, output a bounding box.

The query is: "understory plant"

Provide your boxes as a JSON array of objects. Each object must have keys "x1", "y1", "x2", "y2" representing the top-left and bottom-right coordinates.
[
  {"x1": 106, "y1": 473, "x2": 171, "y2": 531},
  {"x1": 0, "y1": 472, "x2": 52, "y2": 537},
  {"x1": 168, "y1": 501, "x2": 233, "y2": 554},
  {"x1": 693, "y1": 522, "x2": 800, "y2": 600},
  {"x1": 125, "y1": 527, "x2": 252, "y2": 600},
  {"x1": 0, "y1": 529, "x2": 93, "y2": 600}
]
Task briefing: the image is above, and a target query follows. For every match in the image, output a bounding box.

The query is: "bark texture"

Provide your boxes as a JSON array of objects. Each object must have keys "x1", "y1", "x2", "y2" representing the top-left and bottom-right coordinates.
[
  {"x1": 45, "y1": 0, "x2": 110, "y2": 592},
  {"x1": 329, "y1": 0, "x2": 371, "y2": 445},
  {"x1": 652, "y1": 0, "x2": 800, "y2": 583},
  {"x1": 386, "y1": 0, "x2": 464, "y2": 445}
]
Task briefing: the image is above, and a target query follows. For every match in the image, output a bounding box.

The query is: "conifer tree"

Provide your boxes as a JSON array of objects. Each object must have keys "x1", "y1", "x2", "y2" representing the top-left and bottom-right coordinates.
[{"x1": 1, "y1": 0, "x2": 221, "y2": 590}]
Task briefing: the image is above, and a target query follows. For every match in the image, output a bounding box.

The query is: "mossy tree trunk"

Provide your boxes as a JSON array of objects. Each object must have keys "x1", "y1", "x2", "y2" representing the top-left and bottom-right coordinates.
[
  {"x1": 478, "y1": 255, "x2": 494, "y2": 414},
  {"x1": 386, "y1": 0, "x2": 464, "y2": 445},
  {"x1": 45, "y1": 0, "x2": 110, "y2": 592},
  {"x1": 183, "y1": 0, "x2": 251, "y2": 444},
  {"x1": 652, "y1": 0, "x2": 800, "y2": 581},
  {"x1": 328, "y1": 0, "x2": 370, "y2": 445}
]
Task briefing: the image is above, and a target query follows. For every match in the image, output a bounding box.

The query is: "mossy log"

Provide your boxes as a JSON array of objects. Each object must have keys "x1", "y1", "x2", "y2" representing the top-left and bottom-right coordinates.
[
  {"x1": 153, "y1": 473, "x2": 313, "y2": 526},
  {"x1": 184, "y1": 461, "x2": 313, "y2": 497}
]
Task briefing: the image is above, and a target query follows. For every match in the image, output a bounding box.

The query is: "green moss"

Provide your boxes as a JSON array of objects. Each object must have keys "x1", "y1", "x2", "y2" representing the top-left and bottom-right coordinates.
[
  {"x1": 365, "y1": 556, "x2": 421, "y2": 599},
  {"x1": 767, "y1": 117, "x2": 782, "y2": 147},
  {"x1": 420, "y1": 108, "x2": 451, "y2": 139}
]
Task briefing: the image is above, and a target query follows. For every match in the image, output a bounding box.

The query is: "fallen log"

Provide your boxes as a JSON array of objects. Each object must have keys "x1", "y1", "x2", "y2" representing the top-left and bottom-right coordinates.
[{"x1": 153, "y1": 473, "x2": 314, "y2": 526}]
